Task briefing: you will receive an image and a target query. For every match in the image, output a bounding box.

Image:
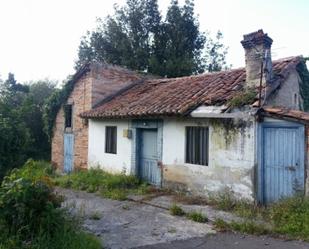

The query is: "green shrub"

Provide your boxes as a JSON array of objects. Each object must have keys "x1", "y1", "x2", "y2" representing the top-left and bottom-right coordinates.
[
  {"x1": 186, "y1": 211, "x2": 208, "y2": 223},
  {"x1": 0, "y1": 162, "x2": 101, "y2": 249},
  {"x1": 7, "y1": 159, "x2": 54, "y2": 186},
  {"x1": 0, "y1": 177, "x2": 62, "y2": 239},
  {"x1": 228, "y1": 88, "x2": 257, "y2": 108},
  {"x1": 169, "y1": 204, "x2": 185, "y2": 216}
]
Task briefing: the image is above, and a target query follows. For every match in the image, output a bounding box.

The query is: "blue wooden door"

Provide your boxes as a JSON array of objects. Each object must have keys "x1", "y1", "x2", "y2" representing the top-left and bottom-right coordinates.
[
  {"x1": 64, "y1": 133, "x2": 74, "y2": 173},
  {"x1": 139, "y1": 129, "x2": 161, "y2": 186},
  {"x1": 262, "y1": 125, "x2": 304, "y2": 203}
]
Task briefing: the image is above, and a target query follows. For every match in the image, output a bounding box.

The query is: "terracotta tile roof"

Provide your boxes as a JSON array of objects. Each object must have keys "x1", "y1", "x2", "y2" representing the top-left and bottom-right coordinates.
[
  {"x1": 261, "y1": 107, "x2": 309, "y2": 123},
  {"x1": 81, "y1": 56, "x2": 302, "y2": 119}
]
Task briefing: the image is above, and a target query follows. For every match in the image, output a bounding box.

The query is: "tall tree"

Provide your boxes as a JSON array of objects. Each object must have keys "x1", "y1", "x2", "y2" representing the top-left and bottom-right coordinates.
[
  {"x1": 0, "y1": 75, "x2": 56, "y2": 179},
  {"x1": 76, "y1": 0, "x2": 229, "y2": 77},
  {"x1": 22, "y1": 80, "x2": 56, "y2": 159},
  {"x1": 204, "y1": 31, "x2": 229, "y2": 72},
  {"x1": 150, "y1": 0, "x2": 205, "y2": 77},
  {"x1": 76, "y1": 0, "x2": 161, "y2": 71},
  {"x1": 0, "y1": 74, "x2": 31, "y2": 178}
]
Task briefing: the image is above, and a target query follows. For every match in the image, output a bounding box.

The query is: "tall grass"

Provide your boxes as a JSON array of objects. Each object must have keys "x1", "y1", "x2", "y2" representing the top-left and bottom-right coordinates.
[
  {"x1": 211, "y1": 189, "x2": 309, "y2": 241},
  {"x1": 54, "y1": 168, "x2": 148, "y2": 200}
]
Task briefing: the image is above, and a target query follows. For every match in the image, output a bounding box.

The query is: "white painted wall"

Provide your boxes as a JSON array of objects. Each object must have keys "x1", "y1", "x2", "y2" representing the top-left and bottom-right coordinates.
[
  {"x1": 162, "y1": 118, "x2": 256, "y2": 200},
  {"x1": 88, "y1": 119, "x2": 132, "y2": 174},
  {"x1": 88, "y1": 117, "x2": 256, "y2": 200}
]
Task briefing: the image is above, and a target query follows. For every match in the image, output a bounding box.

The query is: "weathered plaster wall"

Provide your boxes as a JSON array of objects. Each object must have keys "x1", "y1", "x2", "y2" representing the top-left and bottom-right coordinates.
[
  {"x1": 267, "y1": 69, "x2": 303, "y2": 110},
  {"x1": 162, "y1": 118, "x2": 256, "y2": 200},
  {"x1": 88, "y1": 119, "x2": 132, "y2": 174}
]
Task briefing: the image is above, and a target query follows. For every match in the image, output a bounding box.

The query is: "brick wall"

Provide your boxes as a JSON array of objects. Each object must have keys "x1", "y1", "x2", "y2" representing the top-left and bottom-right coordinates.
[
  {"x1": 51, "y1": 72, "x2": 92, "y2": 170},
  {"x1": 51, "y1": 63, "x2": 142, "y2": 171},
  {"x1": 305, "y1": 125, "x2": 309, "y2": 196}
]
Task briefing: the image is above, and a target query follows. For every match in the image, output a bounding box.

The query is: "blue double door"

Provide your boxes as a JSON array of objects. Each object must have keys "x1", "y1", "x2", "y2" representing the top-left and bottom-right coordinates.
[
  {"x1": 138, "y1": 129, "x2": 161, "y2": 186},
  {"x1": 261, "y1": 123, "x2": 305, "y2": 203}
]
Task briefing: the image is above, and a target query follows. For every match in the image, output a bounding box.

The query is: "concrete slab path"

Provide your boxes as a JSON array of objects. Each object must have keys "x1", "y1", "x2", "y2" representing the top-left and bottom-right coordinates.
[{"x1": 56, "y1": 188, "x2": 215, "y2": 249}]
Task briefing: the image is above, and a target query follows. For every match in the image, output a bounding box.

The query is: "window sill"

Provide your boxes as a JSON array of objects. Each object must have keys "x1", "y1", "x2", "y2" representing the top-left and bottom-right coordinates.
[{"x1": 184, "y1": 162, "x2": 208, "y2": 167}]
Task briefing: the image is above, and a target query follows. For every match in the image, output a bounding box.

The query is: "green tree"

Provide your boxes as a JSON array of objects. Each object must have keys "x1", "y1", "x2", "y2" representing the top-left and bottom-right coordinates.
[
  {"x1": 76, "y1": 0, "x2": 229, "y2": 77},
  {"x1": 77, "y1": 0, "x2": 161, "y2": 71},
  {"x1": 22, "y1": 80, "x2": 56, "y2": 159},
  {"x1": 204, "y1": 31, "x2": 230, "y2": 72},
  {"x1": 0, "y1": 75, "x2": 56, "y2": 179},
  {"x1": 150, "y1": 0, "x2": 205, "y2": 77},
  {"x1": 0, "y1": 74, "x2": 31, "y2": 178}
]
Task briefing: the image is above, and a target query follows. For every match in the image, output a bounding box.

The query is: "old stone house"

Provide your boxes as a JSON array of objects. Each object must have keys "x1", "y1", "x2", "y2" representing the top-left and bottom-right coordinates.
[{"x1": 52, "y1": 30, "x2": 309, "y2": 203}]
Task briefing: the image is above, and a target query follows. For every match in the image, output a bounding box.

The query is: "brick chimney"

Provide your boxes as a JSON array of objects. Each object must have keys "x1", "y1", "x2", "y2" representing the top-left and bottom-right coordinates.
[{"x1": 241, "y1": 29, "x2": 273, "y2": 88}]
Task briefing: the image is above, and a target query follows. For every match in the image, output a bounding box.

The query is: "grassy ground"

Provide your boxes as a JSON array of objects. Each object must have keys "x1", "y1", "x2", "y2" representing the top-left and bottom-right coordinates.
[
  {"x1": 209, "y1": 191, "x2": 309, "y2": 241},
  {"x1": 53, "y1": 168, "x2": 150, "y2": 200},
  {"x1": 172, "y1": 190, "x2": 309, "y2": 241}
]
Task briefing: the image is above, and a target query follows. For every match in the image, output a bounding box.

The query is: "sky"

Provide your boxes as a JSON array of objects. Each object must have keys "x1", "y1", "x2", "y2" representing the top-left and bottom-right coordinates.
[{"x1": 0, "y1": 0, "x2": 308, "y2": 83}]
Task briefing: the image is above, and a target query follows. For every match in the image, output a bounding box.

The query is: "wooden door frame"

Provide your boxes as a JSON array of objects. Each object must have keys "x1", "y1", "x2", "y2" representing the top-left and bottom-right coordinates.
[{"x1": 257, "y1": 121, "x2": 305, "y2": 204}]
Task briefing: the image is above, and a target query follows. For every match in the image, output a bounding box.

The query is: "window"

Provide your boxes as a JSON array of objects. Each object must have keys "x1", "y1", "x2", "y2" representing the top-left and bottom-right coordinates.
[
  {"x1": 185, "y1": 127, "x2": 209, "y2": 166},
  {"x1": 64, "y1": 104, "x2": 72, "y2": 128},
  {"x1": 294, "y1": 93, "x2": 298, "y2": 107},
  {"x1": 105, "y1": 126, "x2": 117, "y2": 154}
]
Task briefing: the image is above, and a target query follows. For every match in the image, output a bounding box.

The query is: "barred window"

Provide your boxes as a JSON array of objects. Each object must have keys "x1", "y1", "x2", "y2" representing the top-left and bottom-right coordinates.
[
  {"x1": 105, "y1": 126, "x2": 117, "y2": 154},
  {"x1": 185, "y1": 127, "x2": 209, "y2": 166}
]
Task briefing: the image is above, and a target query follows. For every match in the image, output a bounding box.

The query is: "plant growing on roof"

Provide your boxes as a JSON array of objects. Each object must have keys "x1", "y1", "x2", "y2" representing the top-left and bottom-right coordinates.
[{"x1": 228, "y1": 87, "x2": 257, "y2": 108}]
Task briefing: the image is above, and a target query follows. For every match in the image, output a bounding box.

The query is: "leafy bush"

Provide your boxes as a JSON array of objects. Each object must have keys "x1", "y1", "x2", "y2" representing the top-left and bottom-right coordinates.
[
  {"x1": 186, "y1": 211, "x2": 208, "y2": 223},
  {"x1": 0, "y1": 162, "x2": 101, "y2": 249},
  {"x1": 10, "y1": 159, "x2": 54, "y2": 182},
  {"x1": 169, "y1": 204, "x2": 185, "y2": 216},
  {"x1": 0, "y1": 176, "x2": 62, "y2": 239}
]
